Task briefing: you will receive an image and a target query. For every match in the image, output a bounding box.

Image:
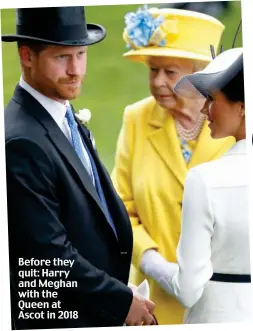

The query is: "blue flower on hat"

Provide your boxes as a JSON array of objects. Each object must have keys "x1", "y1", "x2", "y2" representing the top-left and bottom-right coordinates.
[{"x1": 124, "y1": 5, "x2": 166, "y2": 49}]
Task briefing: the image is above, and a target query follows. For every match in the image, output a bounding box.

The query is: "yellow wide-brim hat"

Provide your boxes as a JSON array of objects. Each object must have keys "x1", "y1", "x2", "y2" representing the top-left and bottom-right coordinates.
[{"x1": 123, "y1": 7, "x2": 225, "y2": 65}]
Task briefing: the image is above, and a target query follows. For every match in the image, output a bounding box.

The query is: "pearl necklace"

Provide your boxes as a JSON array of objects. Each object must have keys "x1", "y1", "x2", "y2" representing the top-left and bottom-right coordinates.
[{"x1": 175, "y1": 114, "x2": 206, "y2": 141}]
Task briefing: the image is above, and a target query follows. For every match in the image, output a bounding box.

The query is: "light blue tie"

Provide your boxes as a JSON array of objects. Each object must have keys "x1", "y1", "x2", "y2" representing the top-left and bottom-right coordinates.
[
  {"x1": 65, "y1": 105, "x2": 117, "y2": 238},
  {"x1": 65, "y1": 105, "x2": 93, "y2": 179}
]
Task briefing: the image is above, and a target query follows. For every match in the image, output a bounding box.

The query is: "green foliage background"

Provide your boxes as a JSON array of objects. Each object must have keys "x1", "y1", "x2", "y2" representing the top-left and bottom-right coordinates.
[{"x1": 1, "y1": 2, "x2": 242, "y2": 171}]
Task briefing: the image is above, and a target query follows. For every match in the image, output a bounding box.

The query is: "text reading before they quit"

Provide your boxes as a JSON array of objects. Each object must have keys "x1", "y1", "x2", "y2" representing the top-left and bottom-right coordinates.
[{"x1": 17, "y1": 258, "x2": 79, "y2": 320}]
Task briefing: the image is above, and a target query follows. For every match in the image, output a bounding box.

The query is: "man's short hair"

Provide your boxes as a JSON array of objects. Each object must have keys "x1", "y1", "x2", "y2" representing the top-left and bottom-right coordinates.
[{"x1": 17, "y1": 41, "x2": 49, "y2": 53}]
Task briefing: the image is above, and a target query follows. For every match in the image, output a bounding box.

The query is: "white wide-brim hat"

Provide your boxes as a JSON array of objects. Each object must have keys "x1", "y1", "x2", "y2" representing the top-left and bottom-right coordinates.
[{"x1": 174, "y1": 47, "x2": 243, "y2": 99}]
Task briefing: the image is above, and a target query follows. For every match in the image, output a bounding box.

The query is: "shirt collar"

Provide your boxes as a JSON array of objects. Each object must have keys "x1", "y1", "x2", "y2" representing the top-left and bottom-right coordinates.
[{"x1": 19, "y1": 76, "x2": 68, "y2": 127}]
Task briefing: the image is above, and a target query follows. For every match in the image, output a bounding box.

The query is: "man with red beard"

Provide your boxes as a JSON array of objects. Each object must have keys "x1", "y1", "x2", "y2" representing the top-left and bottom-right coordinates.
[{"x1": 3, "y1": 6, "x2": 155, "y2": 330}]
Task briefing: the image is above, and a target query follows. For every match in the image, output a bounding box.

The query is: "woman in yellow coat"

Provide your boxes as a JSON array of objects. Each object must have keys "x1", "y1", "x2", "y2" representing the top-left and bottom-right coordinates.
[{"x1": 112, "y1": 6, "x2": 235, "y2": 325}]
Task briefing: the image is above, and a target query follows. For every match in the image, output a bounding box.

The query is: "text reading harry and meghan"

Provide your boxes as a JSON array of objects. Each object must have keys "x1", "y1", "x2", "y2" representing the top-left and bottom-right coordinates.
[{"x1": 17, "y1": 258, "x2": 78, "y2": 320}]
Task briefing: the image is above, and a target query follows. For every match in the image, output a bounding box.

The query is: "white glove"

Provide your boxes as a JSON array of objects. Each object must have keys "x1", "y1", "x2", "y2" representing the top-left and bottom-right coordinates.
[
  {"x1": 124, "y1": 280, "x2": 151, "y2": 326},
  {"x1": 128, "y1": 282, "x2": 138, "y2": 293},
  {"x1": 140, "y1": 249, "x2": 178, "y2": 295},
  {"x1": 135, "y1": 279, "x2": 150, "y2": 299}
]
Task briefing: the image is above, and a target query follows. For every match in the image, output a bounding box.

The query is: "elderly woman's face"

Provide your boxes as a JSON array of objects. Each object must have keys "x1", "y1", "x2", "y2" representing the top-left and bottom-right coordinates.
[
  {"x1": 201, "y1": 92, "x2": 245, "y2": 139},
  {"x1": 148, "y1": 56, "x2": 195, "y2": 110}
]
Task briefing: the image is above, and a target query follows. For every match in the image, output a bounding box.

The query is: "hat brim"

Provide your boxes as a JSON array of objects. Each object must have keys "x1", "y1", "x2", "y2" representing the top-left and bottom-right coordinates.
[
  {"x1": 1, "y1": 23, "x2": 106, "y2": 46},
  {"x1": 174, "y1": 70, "x2": 226, "y2": 99},
  {"x1": 174, "y1": 49, "x2": 243, "y2": 99},
  {"x1": 123, "y1": 47, "x2": 212, "y2": 65}
]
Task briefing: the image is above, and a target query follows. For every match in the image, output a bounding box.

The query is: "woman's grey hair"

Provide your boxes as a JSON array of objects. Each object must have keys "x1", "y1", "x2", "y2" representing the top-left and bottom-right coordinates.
[{"x1": 146, "y1": 56, "x2": 209, "y2": 73}]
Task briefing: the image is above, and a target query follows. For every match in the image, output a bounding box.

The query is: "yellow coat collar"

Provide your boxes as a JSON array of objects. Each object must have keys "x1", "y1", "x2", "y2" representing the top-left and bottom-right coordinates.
[{"x1": 147, "y1": 100, "x2": 235, "y2": 187}]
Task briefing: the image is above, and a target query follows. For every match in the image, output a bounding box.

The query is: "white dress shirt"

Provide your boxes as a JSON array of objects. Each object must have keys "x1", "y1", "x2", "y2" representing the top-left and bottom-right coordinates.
[
  {"x1": 19, "y1": 77, "x2": 95, "y2": 185},
  {"x1": 141, "y1": 139, "x2": 251, "y2": 323}
]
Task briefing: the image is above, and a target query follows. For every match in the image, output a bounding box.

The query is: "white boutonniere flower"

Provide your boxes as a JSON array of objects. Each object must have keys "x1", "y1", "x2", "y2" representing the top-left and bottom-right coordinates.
[
  {"x1": 76, "y1": 108, "x2": 96, "y2": 150},
  {"x1": 76, "y1": 108, "x2": 92, "y2": 124}
]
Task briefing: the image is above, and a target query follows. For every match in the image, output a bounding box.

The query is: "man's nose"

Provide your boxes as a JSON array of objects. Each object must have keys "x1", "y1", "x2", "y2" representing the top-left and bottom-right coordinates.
[{"x1": 67, "y1": 57, "x2": 82, "y2": 76}]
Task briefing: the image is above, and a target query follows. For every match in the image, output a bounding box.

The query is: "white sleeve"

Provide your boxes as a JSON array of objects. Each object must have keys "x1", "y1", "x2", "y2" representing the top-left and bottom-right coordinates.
[
  {"x1": 140, "y1": 168, "x2": 214, "y2": 308},
  {"x1": 140, "y1": 249, "x2": 178, "y2": 284},
  {"x1": 170, "y1": 167, "x2": 214, "y2": 308}
]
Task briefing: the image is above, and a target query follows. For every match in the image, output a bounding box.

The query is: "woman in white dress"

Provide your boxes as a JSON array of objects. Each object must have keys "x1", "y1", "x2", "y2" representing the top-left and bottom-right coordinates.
[{"x1": 140, "y1": 47, "x2": 251, "y2": 323}]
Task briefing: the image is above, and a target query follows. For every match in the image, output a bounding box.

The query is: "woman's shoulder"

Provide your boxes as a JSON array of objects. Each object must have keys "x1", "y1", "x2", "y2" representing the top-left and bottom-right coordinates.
[
  {"x1": 189, "y1": 159, "x2": 222, "y2": 181},
  {"x1": 188, "y1": 152, "x2": 245, "y2": 189}
]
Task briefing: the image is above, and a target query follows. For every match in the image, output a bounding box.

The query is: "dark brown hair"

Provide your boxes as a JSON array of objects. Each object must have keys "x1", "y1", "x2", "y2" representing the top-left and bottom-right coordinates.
[
  {"x1": 222, "y1": 68, "x2": 244, "y2": 103},
  {"x1": 17, "y1": 41, "x2": 49, "y2": 53}
]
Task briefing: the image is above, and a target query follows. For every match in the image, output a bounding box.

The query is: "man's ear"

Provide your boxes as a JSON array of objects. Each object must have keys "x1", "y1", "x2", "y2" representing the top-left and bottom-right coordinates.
[{"x1": 19, "y1": 46, "x2": 33, "y2": 68}]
